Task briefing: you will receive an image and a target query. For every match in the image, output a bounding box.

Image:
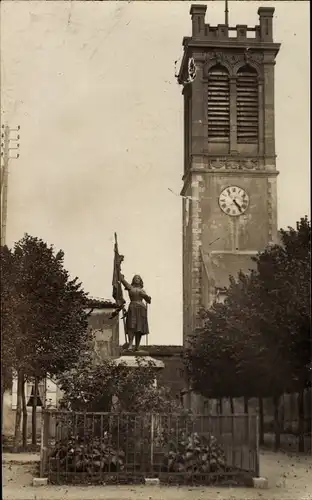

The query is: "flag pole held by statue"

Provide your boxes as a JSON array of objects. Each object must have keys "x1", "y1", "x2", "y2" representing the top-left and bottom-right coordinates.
[{"x1": 112, "y1": 232, "x2": 128, "y2": 344}]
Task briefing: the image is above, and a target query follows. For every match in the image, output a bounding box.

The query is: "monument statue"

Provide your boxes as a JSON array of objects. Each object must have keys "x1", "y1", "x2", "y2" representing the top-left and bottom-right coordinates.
[
  {"x1": 112, "y1": 233, "x2": 151, "y2": 351},
  {"x1": 120, "y1": 273, "x2": 151, "y2": 351}
]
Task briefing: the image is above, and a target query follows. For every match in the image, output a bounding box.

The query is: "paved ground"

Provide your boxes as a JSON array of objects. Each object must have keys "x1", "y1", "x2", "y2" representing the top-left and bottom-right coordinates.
[
  {"x1": 2, "y1": 450, "x2": 312, "y2": 500},
  {"x1": 262, "y1": 433, "x2": 311, "y2": 454},
  {"x1": 3, "y1": 452, "x2": 40, "y2": 463}
]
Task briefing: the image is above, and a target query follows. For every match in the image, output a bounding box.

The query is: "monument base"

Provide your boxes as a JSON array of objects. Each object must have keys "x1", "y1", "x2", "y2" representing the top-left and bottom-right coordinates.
[
  {"x1": 113, "y1": 354, "x2": 165, "y2": 404},
  {"x1": 115, "y1": 354, "x2": 164, "y2": 369}
]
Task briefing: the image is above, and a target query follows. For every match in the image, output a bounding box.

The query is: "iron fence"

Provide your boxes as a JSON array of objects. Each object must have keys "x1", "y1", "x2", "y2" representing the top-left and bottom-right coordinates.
[{"x1": 40, "y1": 410, "x2": 259, "y2": 485}]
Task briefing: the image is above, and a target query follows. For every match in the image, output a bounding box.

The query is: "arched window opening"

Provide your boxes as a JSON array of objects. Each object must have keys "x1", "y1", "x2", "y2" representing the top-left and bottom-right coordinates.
[
  {"x1": 207, "y1": 65, "x2": 230, "y2": 141},
  {"x1": 237, "y1": 65, "x2": 259, "y2": 143}
]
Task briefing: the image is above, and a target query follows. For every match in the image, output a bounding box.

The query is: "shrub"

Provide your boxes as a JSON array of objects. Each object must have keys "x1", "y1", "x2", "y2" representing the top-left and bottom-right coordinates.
[
  {"x1": 50, "y1": 433, "x2": 125, "y2": 476},
  {"x1": 162, "y1": 431, "x2": 226, "y2": 476}
]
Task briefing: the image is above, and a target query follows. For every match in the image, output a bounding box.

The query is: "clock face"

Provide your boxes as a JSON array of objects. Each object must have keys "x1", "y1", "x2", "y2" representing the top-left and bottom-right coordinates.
[{"x1": 218, "y1": 186, "x2": 249, "y2": 216}]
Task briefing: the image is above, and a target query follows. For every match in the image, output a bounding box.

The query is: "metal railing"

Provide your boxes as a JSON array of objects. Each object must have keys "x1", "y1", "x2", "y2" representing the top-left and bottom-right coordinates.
[{"x1": 40, "y1": 410, "x2": 259, "y2": 485}]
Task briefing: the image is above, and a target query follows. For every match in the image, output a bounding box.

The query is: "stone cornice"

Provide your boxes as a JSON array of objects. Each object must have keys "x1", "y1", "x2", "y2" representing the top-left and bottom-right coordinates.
[
  {"x1": 181, "y1": 168, "x2": 279, "y2": 193},
  {"x1": 195, "y1": 153, "x2": 277, "y2": 160},
  {"x1": 182, "y1": 154, "x2": 278, "y2": 183},
  {"x1": 191, "y1": 168, "x2": 279, "y2": 176},
  {"x1": 186, "y1": 40, "x2": 280, "y2": 52}
]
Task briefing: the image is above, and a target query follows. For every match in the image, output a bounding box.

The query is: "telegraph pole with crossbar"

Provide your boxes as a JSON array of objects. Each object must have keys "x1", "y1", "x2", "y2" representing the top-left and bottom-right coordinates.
[{"x1": 1, "y1": 124, "x2": 20, "y2": 246}]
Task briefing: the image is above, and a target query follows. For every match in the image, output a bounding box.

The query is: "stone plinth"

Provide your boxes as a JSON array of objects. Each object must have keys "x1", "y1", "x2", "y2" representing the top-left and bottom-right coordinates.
[
  {"x1": 115, "y1": 354, "x2": 164, "y2": 370},
  {"x1": 115, "y1": 353, "x2": 165, "y2": 389}
]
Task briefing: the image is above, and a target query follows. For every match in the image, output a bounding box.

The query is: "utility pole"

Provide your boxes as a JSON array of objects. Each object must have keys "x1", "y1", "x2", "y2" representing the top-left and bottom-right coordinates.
[{"x1": 1, "y1": 124, "x2": 20, "y2": 246}]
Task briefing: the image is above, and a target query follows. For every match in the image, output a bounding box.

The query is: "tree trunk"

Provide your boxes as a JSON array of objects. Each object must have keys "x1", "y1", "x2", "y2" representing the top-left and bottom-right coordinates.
[
  {"x1": 298, "y1": 389, "x2": 305, "y2": 453},
  {"x1": 13, "y1": 370, "x2": 23, "y2": 450},
  {"x1": 230, "y1": 397, "x2": 234, "y2": 414},
  {"x1": 218, "y1": 398, "x2": 223, "y2": 434},
  {"x1": 273, "y1": 395, "x2": 281, "y2": 451},
  {"x1": 244, "y1": 396, "x2": 249, "y2": 414},
  {"x1": 218, "y1": 398, "x2": 223, "y2": 415},
  {"x1": 258, "y1": 397, "x2": 264, "y2": 446},
  {"x1": 1, "y1": 385, "x2": 4, "y2": 433},
  {"x1": 243, "y1": 397, "x2": 249, "y2": 439},
  {"x1": 32, "y1": 377, "x2": 38, "y2": 445},
  {"x1": 230, "y1": 397, "x2": 235, "y2": 449},
  {"x1": 307, "y1": 389, "x2": 312, "y2": 435},
  {"x1": 22, "y1": 376, "x2": 27, "y2": 449}
]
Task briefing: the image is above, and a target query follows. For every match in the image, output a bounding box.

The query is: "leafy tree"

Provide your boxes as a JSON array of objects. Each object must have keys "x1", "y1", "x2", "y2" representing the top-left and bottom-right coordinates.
[
  {"x1": 1, "y1": 245, "x2": 19, "y2": 425},
  {"x1": 58, "y1": 353, "x2": 180, "y2": 414},
  {"x1": 253, "y1": 217, "x2": 311, "y2": 451},
  {"x1": 254, "y1": 217, "x2": 311, "y2": 390},
  {"x1": 185, "y1": 271, "x2": 287, "y2": 400},
  {"x1": 184, "y1": 217, "x2": 311, "y2": 451},
  {"x1": 1, "y1": 234, "x2": 90, "y2": 448}
]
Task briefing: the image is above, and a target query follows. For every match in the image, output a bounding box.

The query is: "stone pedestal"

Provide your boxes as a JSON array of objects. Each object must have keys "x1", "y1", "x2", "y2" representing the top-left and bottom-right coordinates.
[
  {"x1": 115, "y1": 352, "x2": 164, "y2": 370},
  {"x1": 115, "y1": 351, "x2": 165, "y2": 388}
]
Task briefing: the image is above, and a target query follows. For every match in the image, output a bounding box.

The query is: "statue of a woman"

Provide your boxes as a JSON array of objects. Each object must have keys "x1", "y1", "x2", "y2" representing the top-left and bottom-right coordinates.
[{"x1": 120, "y1": 274, "x2": 151, "y2": 351}]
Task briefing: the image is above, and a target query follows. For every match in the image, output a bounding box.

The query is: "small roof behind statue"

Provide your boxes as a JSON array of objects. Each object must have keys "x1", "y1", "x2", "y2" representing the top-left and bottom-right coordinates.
[
  {"x1": 85, "y1": 296, "x2": 117, "y2": 309},
  {"x1": 114, "y1": 355, "x2": 164, "y2": 369}
]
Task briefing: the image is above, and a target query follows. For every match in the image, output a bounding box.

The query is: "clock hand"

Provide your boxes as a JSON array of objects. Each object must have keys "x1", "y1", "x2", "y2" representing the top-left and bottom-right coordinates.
[{"x1": 233, "y1": 198, "x2": 242, "y2": 212}]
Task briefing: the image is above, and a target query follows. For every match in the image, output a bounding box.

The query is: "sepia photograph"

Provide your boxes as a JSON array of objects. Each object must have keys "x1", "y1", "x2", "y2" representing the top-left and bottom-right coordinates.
[{"x1": 1, "y1": 1, "x2": 311, "y2": 498}]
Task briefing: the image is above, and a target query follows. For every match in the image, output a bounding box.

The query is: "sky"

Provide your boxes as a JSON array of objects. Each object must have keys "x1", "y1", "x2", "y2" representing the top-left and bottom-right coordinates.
[{"x1": 1, "y1": 1, "x2": 310, "y2": 346}]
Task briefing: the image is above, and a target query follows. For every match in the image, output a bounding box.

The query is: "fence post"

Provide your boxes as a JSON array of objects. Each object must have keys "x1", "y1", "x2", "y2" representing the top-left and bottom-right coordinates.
[
  {"x1": 40, "y1": 410, "x2": 51, "y2": 478},
  {"x1": 231, "y1": 413, "x2": 235, "y2": 467},
  {"x1": 255, "y1": 415, "x2": 260, "y2": 477},
  {"x1": 150, "y1": 413, "x2": 154, "y2": 473}
]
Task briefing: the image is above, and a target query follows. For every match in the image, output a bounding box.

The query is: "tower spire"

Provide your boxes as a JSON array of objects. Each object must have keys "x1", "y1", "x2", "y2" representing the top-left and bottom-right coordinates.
[{"x1": 225, "y1": 0, "x2": 229, "y2": 26}]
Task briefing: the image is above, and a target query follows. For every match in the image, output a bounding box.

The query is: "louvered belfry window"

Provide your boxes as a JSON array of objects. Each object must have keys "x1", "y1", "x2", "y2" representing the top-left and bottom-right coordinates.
[
  {"x1": 207, "y1": 65, "x2": 230, "y2": 141},
  {"x1": 237, "y1": 65, "x2": 259, "y2": 143}
]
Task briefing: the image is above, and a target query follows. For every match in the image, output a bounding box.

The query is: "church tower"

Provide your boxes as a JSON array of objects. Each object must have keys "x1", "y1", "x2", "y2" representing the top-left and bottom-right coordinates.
[{"x1": 178, "y1": 5, "x2": 280, "y2": 345}]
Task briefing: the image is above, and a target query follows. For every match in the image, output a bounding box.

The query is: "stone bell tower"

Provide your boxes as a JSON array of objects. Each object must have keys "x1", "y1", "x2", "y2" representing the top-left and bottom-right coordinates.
[{"x1": 178, "y1": 5, "x2": 280, "y2": 345}]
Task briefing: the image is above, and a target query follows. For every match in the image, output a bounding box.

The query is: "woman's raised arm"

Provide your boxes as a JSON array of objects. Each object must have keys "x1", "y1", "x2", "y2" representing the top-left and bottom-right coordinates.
[{"x1": 120, "y1": 274, "x2": 131, "y2": 291}]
